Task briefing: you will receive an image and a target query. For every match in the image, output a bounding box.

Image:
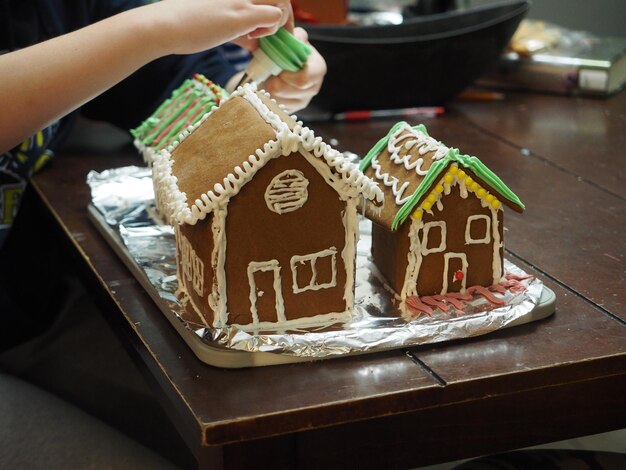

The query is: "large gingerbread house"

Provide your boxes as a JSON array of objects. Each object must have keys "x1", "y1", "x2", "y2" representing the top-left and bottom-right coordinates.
[
  {"x1": 152, "y1": 85, "x2": 383, "y2": 331},
  {"x1": 360, "y1": 122, "x2": 524, "y2": 303}
]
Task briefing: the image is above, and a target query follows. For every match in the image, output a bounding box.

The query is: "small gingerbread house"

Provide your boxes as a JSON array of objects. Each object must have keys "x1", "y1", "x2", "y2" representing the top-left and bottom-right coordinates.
[
  {"x1": 152, "y1": 85, "x2": 383, "y2": 331},
  {"x1": 359, "y1": 122, "x2": 524, "y2": 301}
]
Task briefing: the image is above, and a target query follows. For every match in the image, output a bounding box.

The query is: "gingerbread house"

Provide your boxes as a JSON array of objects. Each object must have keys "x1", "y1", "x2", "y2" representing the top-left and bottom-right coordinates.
[
  {"x1": 152, "y1": 85, "x2": 383, "y2": 331},
  {"x1": 359, "y1": 122, "x2": 524, "y2": 303}
]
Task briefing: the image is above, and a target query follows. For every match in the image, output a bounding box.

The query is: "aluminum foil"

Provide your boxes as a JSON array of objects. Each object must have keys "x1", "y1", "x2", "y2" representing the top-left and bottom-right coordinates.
[{"x1": 87, "y1": 166, "x2": 547, "y2": 358}]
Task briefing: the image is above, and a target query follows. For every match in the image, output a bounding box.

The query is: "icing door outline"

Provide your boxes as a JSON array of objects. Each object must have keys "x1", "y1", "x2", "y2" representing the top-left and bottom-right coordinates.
[
  {"x1": 442, "y1": 253, "x2": 468, "y2": 294},
  {"x1": 247, "y1": 260, "x2": 286, "y2": 324}
]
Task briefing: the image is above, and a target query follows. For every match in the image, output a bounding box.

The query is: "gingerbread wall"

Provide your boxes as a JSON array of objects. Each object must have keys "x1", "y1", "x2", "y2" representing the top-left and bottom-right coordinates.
[
  {"x1": 372, "y1": 184, "x2": 504, "y2": 298},
  {"x1": 224, "y1": 151, "x2": 349, "y2": 326}
]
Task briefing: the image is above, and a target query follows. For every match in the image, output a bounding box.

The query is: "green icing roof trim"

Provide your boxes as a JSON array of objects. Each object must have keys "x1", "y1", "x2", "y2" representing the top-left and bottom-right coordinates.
[
  {"x1": 131, "y1": 76, "x2": 225, "y2": 151},
  {"x1": 359, "y1": 122, "x2": 525, "y2": 231},
  {"x1": 359, "y1": 121, "x2": 423, "y2": 172},
  {"x1": 259, "y1": 27, "x2": 312, "y2": 72}
]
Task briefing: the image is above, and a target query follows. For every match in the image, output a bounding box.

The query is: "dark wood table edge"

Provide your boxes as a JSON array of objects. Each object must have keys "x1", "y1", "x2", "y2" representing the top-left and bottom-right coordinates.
[{"x1": 30, "y1": 171, "x2": 626, "y2": 440}]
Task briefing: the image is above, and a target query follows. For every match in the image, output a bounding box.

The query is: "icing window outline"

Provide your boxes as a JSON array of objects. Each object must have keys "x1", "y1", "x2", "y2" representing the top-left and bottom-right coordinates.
[
  {"x1": 178, "y1": 230, "x2": 204, "y2": 296},
  {"x1": 465, "y1": 214, "x2": 491, "y2": 245},
  {"x1": 265, "y1": 169, "x2": 309, "y2": 214},
  {"x1": 421, "y1": 221, "x2": 446, "y2": 255},
  {"x1": 290, "y1": 247, "x2": 337, "y2": 294}
]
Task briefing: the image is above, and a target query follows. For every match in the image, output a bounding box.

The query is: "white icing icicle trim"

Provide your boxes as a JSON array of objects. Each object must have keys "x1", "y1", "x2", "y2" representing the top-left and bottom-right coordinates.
[
  {"x1": 388, "y1": 122, "x2": 450, "y2": 173},
  {"x1": 369, "y1": 123, "x2": 452, "y2": 208},
  {"x1": 371, "y1": 155, "x2": 412, "y2": 204},
  {"x1": 291, "y1": 123, "x2": 383, "y2": 203}
]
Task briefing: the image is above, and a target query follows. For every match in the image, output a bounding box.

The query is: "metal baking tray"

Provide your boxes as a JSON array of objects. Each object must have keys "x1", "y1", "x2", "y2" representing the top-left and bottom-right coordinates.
[{"x1": 87, "y1": 165, "x2": 555, "y2": 369}]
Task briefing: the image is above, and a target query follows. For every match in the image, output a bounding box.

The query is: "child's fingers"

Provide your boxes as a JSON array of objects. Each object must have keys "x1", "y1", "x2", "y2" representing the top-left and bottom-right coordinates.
[
  {"x1": 252, "y1": 0, "x2": 294, "y2": 31},
  {"x1": 231, "y1": 35, "x2": 258, "y2": 51},
  {"x1": 243, "y1": 8, "x2": 281, "y2": 38},
  {"x1": 247, "y1": 26, "x2": 279, "y2": 39}
]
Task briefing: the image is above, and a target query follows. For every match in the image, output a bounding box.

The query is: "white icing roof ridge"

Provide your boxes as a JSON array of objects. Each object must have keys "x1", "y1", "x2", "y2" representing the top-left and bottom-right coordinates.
[
  {"x1": 387, "y1": 123, "x2": 450, "y2": 175},
  {"x1": 153, "y1": 84, "x2": 383, "y2": 226},
  {"x1": 368, "y1": 123, "x2": 453, "y2": 209}
]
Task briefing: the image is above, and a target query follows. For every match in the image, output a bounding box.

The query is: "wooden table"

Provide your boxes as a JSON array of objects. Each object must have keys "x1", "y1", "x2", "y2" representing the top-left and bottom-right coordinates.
[{"x1": 29, "y1": 90, "x2": 626, "y2": 469}]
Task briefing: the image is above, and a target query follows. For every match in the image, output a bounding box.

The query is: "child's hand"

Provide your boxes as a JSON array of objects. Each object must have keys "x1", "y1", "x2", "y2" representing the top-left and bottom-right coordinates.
[
  {"x1": 151, "y1": 0, "x2": 294, "y2": 56},
  {"x1": 261, "y1": 27, "x2": 327, "y2": 112}
]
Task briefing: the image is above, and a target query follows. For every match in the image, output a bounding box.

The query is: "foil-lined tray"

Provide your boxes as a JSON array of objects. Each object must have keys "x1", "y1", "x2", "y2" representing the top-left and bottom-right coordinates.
[{"x1": 87, "y1": 166, "x2": 555, "y2": 367}]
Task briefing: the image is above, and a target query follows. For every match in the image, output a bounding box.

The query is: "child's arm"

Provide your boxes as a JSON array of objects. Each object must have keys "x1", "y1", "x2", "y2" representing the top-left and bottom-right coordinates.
[{"x1": 0, "y1": 0, "x2": 292, "y2": 153}]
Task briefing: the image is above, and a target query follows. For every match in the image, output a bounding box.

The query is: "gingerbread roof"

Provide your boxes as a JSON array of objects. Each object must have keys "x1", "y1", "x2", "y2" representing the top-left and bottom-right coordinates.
[
  {"x1": 131, "y1": 74, "x2": 225, "y2": 155},
  {"x1": 152, "y1": 85, "x2": 383, "y2": 225},
  {"x1": 360, "y1": 122, "x2": 524, "y2": 230}
]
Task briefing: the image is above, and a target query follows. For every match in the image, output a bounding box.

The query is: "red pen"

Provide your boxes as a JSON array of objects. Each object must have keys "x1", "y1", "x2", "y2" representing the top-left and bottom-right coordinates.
[{"x1": 333, "y1": 106, "x2": 445, "y2": 121}]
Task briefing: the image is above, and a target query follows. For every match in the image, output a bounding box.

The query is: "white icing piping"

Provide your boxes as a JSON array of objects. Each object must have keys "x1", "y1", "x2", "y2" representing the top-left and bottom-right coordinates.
[
  {"x1": 264, "y1": 169, "x2": 309, "y2": 214},
  {"x1": 210, "y1": 206, "x2": 228, "y2": 328},
  {"x1": 248, "y1": 87, "x2": 383, "y2": 204},
  {"x1": 178, "y1": 229, "x2": 205, "y2": 296},
  {"x1": 387, "y1": 123, "x2": 449, "y2": 174},
  {"x1": 231, "y1": 310, "x2": 351, "y2": 332},
  {"x1": 241, "y1": 87, "x2": 300, "y2": 156},
  {"x1": 491, "y1": 207, "x2": 503, "y2": 284},
  {"x1": 290, "y1": 247, "x2": 338, "y2": 294},
  {"x1": 371, "y1": 155, "x2": 412, "y2": 205},
  {"x1": 442, "y1": 253, "x2": 468, "y2": 293},
  {"x1": 389, "y1": 124, "x2": 450, "y2": 160},
  {"x1": 421, "y1": 221, "x2": 447, "y2": 255},
  {"x1": 247, "y1": 260, "x2": 286, "y2": 324},
  {"x1": 174, "y1": 226, "x2": 211, "y2": 327},
  {"x1": 402, "y1": 218, "x2": 423, "y2": 299},
  {"x1": 465, "y1": 214, "x2": 491, "y2": 245},
  {"x1": 371, "y1": 123, "x2": 452, "y2": 208},
  {"x1": 342, "y1": 199, "x2": 359, "y2": 309}
]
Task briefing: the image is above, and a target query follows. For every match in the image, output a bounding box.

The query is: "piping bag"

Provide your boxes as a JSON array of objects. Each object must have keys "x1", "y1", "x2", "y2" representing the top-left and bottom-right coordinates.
[{"x1": 235, "y1": 27, "x2": 312, "y2": 88}]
